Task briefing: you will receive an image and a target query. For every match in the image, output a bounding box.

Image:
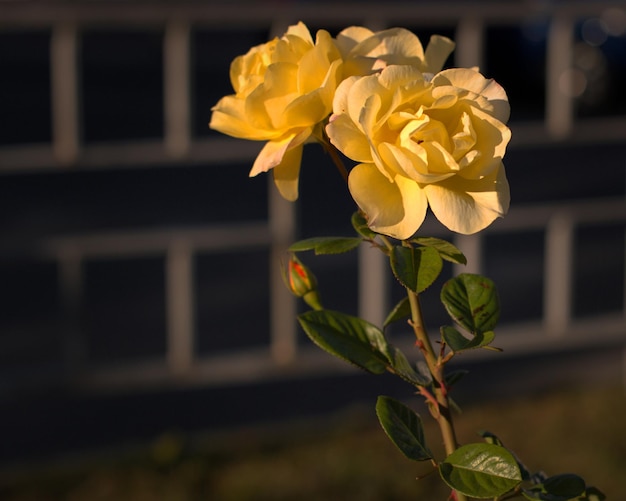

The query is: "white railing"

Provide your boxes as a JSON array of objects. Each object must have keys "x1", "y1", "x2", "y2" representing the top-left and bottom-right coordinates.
[
  {"x1": 29, "y1": 196, "x2": 623, "y2": 391},
  {"x1": 0, "y1": 1, "x2": 625, "y2": 390}
]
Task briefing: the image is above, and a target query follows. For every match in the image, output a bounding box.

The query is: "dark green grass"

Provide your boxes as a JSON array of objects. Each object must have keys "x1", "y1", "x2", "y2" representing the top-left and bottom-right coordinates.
[{"x1": 0, "y1": 385, "x2": 623, "y2": 500}]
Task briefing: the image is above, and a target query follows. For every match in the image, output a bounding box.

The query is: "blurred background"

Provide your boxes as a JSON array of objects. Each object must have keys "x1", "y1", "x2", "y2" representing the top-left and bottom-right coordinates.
[{"x1": 0, "y1": 0, "x2": 625, "y2": 499}]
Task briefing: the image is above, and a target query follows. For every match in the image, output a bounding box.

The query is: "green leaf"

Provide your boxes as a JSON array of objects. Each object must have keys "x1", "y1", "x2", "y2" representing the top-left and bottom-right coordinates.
[
  {"x1": 441, "y1": 325, "x2": 471, "y2": 352},
  {"x1": 376, "y1": 396, "x2": 433, "y2": 461},
  {"x1": 440, "y1": 273, "x2": 500, "y2": 334},
  {"x1": 441, "y1": 325, "x2": 500, "y2": 353},
  {"x1": 351, "y1": 211, "x2": 378, "y2": 239},
  {"x1": 384, "y1": 345, "x2": 432, "y2": 386},
  {"x1": 289, "y1": 237, "x2": 362, "y2": 255},
  {"x1": 383, "y1": 297, "x2": 411, "y2": 328},
  {"x1": 411, "y1": 236, "x2": 467, "y2": 265},
  {"x1": 298, "y1": 310, "x2": 389, "y2": 374},
  {"x1": 444, "y1": 369, "x2": 469, "y2": 389},
  {"x1": 582, "y1": 487, "x2": 606, "y2": 501},
  {"x1": 390, "y1": 246, "x2": 443, "y2": 294},
  {"x1": 544, "y1": 474, "x2": 586, "y2": 498},
  {"x1": 439, "y1": 443, "x2": 522, "y2": 498},
  {"x1": 478, "y1": 431, "x2": 532, "y2": 481},
  {"x1": 523, "y1": 474, "x2": 587, "y2": 501}
]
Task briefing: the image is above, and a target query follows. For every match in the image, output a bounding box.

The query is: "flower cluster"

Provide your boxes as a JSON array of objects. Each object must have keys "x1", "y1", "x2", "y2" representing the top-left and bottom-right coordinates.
[{"x1": 210, "y1": 22, "x2": 511, "y2": 238}]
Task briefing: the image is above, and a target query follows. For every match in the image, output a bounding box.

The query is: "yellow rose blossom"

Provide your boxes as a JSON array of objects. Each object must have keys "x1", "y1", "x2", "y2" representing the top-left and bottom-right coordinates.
[
  {"x1": 326, "y1": 64, "x2": 511, "y2": 239},
  {"x1": 209, "y1": 22, "x2": 343, "y2": 201}
]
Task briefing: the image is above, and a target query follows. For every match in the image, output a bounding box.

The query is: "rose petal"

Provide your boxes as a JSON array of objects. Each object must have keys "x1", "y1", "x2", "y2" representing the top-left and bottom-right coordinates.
[
  {"x1": 210, "y1": 96, "x2": 278, "y2": 140},
  {"x1": 250, "y1": 128, "x2": 310, "y2": 176},
  {"x1": 335, "y1": 26, "x2": 375, "y2": 57},
  {"x1": 423, "y1": 35, "x2": 455, "y2": 73},
  {"x1": 326, "y1": 114, "x2": 372, "y2": 163},
  {"x1": 348, "y1": 162, "x2": 428, "y2": 240},
  {"x1": 273, "y1": 144, "x2": 304, "y2": 201},
  {"x1": 425, "y1": 163, "x2": 510, "y2": 234},
  {"x1": 432, "y1": 68, "x2": 510, "y2": 123}
]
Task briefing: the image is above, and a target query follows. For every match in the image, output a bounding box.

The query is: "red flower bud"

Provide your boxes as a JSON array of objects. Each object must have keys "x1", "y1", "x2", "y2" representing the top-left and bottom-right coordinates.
[{"x1": 282, "y1": 254, "x2": 322, "y2": 310}]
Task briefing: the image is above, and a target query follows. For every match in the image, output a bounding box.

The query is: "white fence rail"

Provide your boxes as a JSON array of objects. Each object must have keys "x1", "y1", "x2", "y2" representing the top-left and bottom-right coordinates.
[
  {"x1": 28, "y1": 196, "x2": 624, "y2": 391},
  {"x1": 0, "y1": 1, "x2": 625, "y2": 390}
]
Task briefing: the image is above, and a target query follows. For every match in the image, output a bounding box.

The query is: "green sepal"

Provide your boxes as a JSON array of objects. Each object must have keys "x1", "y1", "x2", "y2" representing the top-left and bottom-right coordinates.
[
  {"x1": 351, "y1": 211, "x2": 379, "y2": 239},
  {"x1": 479, "y1": 430, "x2": 504, "y2": 447},
  {"x1": 289, "y1": 236, "x2": 362, "y2": 255},
  {"x1": 375, "y1": 395, "x2": 433, "y2": 462},
  {"x1": 441, "y1": 325, "x2": 501, "y2": 353},
  {"x1": 298, "y1": 310, "x2": 389, "y2": 374},
  {"x1": 411, "y1": 236, "x2": 467, "y2": 265},
  {"x1": 383, "y1": 297, "x2": 411, "y2": 328},
  {"x1": 440, "y1": 273, "x2": 500, "y2": 334},
  {"x1": 390, "y1": 245, "x2": 443, "y2": 294},
  {"x1": 384, "y1": 345, "x2": 432, "y2": 386},
  {"x1": 522, "y1": 473, "x2": 587, "y2": 501},
  {"x1": 439, "y1": 443, "x2": 522, "y2": 498}
]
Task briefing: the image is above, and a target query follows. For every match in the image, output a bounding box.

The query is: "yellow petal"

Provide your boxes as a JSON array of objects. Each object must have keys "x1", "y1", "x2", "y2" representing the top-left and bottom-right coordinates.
[
  {"x1": 423, "y1": 35, "x2": 455, "y2": 73},
  {"x1": 273, "y1": 144, "x2": 304, "y2": 201},
  {"x1": 378, "y1": 142, "x2": 453, "y2": 183},
  {"x1": 285, "y1": 22, "x2": 314, "y2": 45},
  {"x1": 352, "y1": 28, "x2": 425, "y2": 65},
  {"x1": 425, "y1": 163, "x2": 510, "y2": 234},
  {"x1": 250, "y1": 128, "x2": 310, "y2": 177},
  {"x1": 298, "y1": 31, "x2": 339, "y2": 93},
  {"x1": 335, "y1": 26, "x2": 375, "y2": 56},
  {"x1": 432, "y1": 68, "x2": 510, "y2": 123},
  {"x1": 326, "y1": 114, "x2": 372, "y2": 163},
  {"x1": 348, "y1": 163, "x2": 427, "y2": 240},
  {"x1": 456, "y1": 106, "x2": 511, "y2": 179},
  {"x1": 210, "y1": 95, "x2": 277, "y2": 140},
  {"x1": 331, "y1": 75, "x2": 359, "y2": 116},
  {"x1": 250, "y1": 137, "x2": 292, "y2": 177}
]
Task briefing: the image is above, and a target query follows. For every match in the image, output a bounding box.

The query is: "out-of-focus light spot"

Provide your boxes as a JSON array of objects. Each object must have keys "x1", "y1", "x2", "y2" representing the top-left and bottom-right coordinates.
[
  {"x1": 581, "y1": 18, "x2": 608, "y2": 46},
  {"x1": 574, "y1": 43, "x2": 604, "y2": 72},
  {"x1": 559, "y1": 68, "x2": 587, "y2": 98},
  {"x1": 600, "y1": 7, "x2": 626, "y2": 36}
]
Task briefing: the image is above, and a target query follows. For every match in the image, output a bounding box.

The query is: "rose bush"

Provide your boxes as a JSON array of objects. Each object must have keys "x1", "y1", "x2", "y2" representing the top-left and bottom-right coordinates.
[
  {"x1": 326, "y1": 65, "x2": 511, "y2": 239},
  {"x1": 209, "y1": 22, "x2": 343, "y2": 201}
]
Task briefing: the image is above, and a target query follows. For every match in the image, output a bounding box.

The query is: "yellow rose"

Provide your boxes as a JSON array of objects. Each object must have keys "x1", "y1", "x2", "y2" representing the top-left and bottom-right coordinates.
[
  {"x1": 209, "y1": 22, "x2": 343, "y2": 201},
  {"x1": 327, "y1": 65, "x2": 511, "y2": 239},
  {"x1": 335, "y1": 26, "x2": 455, "y2": 77}
]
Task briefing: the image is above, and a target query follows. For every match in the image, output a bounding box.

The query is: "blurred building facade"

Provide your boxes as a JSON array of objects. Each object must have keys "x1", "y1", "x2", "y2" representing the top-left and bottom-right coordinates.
[{"x1": 0, "y1": 0, "x2": 625, "y2": 400}]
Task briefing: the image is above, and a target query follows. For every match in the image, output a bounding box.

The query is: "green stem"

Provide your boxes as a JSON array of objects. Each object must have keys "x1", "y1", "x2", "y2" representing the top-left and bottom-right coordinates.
[{"x1": 407, "y1": 289, "x2": 467, "y2": 501}]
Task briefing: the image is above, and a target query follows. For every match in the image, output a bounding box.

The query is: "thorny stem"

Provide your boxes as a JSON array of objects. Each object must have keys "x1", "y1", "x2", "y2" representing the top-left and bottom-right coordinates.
[
  {"x1": 320, "y1": 134, "x2": 466, "y2": 500},
  {"x1": 407, "y1": 289, "x2": 467, "y2": 501}
]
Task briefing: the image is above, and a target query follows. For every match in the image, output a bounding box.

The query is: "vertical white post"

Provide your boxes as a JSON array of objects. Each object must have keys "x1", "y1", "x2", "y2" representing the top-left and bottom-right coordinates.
[
  {"x1": 453, "y1": 234, "x2": 482, "y2": 276},
  {"x1": 166, "y1": 241, "x2": 195, "y2": 376},
  {"x1": 455, "y1": 16, "x2": 484, "y2": 70},
  {"x1": 544, "y1": 212, "x2": 573, "y2": 335},
  {"x1": 164, "y1": 19, "x2": 191, "y2": 159},
  {"x1": 546, "y1": 14, "x2": 574, "y2": 138},
  {"x1": 267, "y1": 21, "x2": 298, "y2": 366},
  {"x1": 358, "y1": 243, "x2": 388, "y2": 327},
  {"x1": 51, "y1": 22, "x2": 80, "y2": 165},
  {"x1": 269, "y1": 178, "x2": 297, "y2": 366}
]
